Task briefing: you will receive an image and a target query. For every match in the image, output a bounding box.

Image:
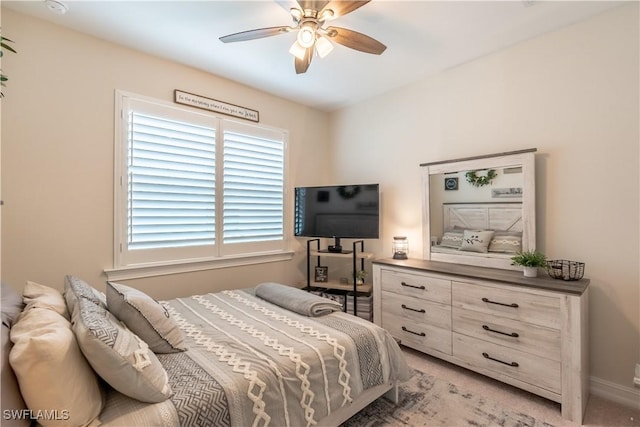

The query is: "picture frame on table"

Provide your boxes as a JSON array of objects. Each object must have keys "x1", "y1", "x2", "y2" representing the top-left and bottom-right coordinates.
[{"x1": 314, "y1": 266, "x2": 328, "y2": 282}]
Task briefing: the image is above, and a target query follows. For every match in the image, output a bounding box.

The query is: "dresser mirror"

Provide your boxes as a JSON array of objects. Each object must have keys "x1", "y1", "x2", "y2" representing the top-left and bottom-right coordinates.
[{"x1": 421, "y1": 149, "x2": 536, "y2": 270}]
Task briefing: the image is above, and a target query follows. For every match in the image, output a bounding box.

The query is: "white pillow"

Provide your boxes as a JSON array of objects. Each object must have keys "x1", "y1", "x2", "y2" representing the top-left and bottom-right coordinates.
[
  {"x1": 459, "y1": 230, "x2": 495, "y2": 253},
  {"x1": 22, "y1": 281, "x2": 69, "y2": 320},
  {"x1": 106, "y1": 282, "x2": 185, "y2": 354},
  {"x1": 9, "y1": 307, "x2": 103, "y2": 427}
]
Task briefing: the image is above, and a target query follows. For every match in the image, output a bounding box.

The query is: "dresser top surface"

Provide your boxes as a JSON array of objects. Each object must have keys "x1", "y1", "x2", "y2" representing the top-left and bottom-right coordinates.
[{"x1": 373, "y1": 258, "x2": 589, "y2": 295}]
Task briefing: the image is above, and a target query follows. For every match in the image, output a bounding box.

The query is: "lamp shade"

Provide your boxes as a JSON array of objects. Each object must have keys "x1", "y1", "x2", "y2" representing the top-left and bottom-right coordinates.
[
  {"x1": 297, "y1": 24, "x2": 316, "y2": 48},
  {"x1": 315, "y1": 36, "x2": 333, "y2": 58},
  {"x1": 289, "y1": 41, "x2": 307, "y2": 60}
]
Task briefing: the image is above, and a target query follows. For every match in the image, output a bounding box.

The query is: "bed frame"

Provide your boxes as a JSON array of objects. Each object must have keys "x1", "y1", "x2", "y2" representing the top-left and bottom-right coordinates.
[{"x1": 321, "y1": 383, "x2": 399, "y2": 425}]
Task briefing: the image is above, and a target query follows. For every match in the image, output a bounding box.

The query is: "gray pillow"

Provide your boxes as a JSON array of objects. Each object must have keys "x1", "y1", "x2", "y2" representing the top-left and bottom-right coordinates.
[
  {"x1": 63, "y1": 275, "x2": 107, "y2": 318},
  {"x1": 459, "y1": 230, "x2": 495, "y2": 253},
  {"x1": 106, "y1": 282, "x2": 185, "y2": 354},
  {"x1": 1, "y1": 282, "x2": 24, "y2": 328},
  {"x1": 439, "y1": 231, "x2": 463, "y2": 249},
  {"x1": 71, "y1": 291, "x2": 172, "y2": 403},
  {"x1": 488, "y1": 231, "x2": 522, "y2": 253}
]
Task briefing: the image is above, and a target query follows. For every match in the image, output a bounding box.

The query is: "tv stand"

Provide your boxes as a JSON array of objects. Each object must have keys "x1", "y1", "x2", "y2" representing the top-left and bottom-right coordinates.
[
  {"x1": 327, "y1": 237, "x2": 342, "y2": 253},
  {"x1": 305, "y1": 239, "x2": 372, "y2": 319}
]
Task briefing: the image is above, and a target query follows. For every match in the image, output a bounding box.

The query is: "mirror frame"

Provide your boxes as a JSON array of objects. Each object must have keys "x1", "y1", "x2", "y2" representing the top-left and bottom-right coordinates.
[{"x1": 421, "y1": 148, "x2": 536, "y2": 270}]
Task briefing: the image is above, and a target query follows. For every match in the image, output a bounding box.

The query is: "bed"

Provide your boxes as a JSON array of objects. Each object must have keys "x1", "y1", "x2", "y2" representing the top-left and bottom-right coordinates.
[
  {"x1": 1, "y1": 277, "x2": 410, "y2": 427},
  {"x1": 431, "y1": 202, "x2": 524, "y2": 259}
]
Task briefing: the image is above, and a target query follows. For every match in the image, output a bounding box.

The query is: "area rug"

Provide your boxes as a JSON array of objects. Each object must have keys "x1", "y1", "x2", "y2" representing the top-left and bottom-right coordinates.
[{"x1": 341, "y1": 368, "x2": 555, "y2": 427}]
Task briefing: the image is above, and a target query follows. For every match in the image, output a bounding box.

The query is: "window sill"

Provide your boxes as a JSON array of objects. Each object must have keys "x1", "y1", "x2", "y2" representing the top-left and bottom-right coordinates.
[{"x1": 104, "y1": 250, "x2": 295, "y2": 281}]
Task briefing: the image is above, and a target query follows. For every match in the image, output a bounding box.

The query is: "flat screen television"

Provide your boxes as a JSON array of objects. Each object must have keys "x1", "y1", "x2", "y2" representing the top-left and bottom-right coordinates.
[{"x1": 294, "y1": 183, "x2": 379, "y2": 252}]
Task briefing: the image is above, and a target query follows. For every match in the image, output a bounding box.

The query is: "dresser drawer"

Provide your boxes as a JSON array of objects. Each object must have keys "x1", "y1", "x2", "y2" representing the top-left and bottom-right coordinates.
[
  {"x1": 452, "y1": 281, "x2": 560, "y2": 329},
  {"x1": 384, "y1": 313, "x2": 452, "y2": 356},
  {"x1": 453, "y1": 333, "x2": 561, "y2": 394},
  {"x1": 382, "y1": 291, "x2": 451, "y2": 330},
  {"x1": 452, "y1": 307, "x2": 560, "y2": 361},
  {"x1": 381, "y1": 269, "x2": 451, "y2": 305}
]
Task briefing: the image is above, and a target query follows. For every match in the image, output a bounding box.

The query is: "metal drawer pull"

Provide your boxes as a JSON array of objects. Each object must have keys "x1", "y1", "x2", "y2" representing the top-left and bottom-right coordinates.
[
  {"x1": 401, "y1": 326, "x2": 426, "y2": 337},
  {"x1": 481, "y1": 297, "x2": 519, "y2": 308},
  {"x1": 401, "y1": 304, "x2": 426, "y2": 313},
  {"x1": 401, "y1": 281, "x2": 426, "y2": 290},
  {"x1": 482, "y1": 324, "x2": 519, "y2": 338},
  {"x1": 482, "y1": 352, "x2": 519, "y2": 367}
]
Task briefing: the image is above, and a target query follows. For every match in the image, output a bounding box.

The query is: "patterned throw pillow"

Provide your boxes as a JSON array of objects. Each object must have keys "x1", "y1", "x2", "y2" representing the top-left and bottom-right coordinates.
[
  {"x1": 63, "y1": 275, "x2": 107, "y2": 318},
  {"x1": 65, "y1": 278, "x2": 172, "y2": 403},
  {"x1": 106, "y1": 282, "x2": 185, "y2": 354},
  {"x1": 439, "y1": 231, "x2": 464, "y2": 249},
  {"x1": 488, "y1": 232, "x2": 522, "y2": 254},
  {"x1": 459, "y1": 230, "x2": 495, "y2": 253}
]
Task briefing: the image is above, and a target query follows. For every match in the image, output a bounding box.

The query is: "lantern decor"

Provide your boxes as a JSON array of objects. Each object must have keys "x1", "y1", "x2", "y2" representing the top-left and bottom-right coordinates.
[{"x1": 392, "y1": 236, "x2": 408, "y2": 260}]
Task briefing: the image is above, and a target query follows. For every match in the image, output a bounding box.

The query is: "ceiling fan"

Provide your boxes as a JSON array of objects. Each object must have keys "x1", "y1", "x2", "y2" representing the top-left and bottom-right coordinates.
[{"x1": 219, "y1": 0, "x2": 387, "y2": 74}]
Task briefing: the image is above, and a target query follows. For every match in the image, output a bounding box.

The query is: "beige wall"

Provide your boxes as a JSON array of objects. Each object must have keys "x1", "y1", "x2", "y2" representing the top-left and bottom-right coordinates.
[
  {"x1": 330, "y1": 4, "x2": 639, "y2": 393},
  {"x1": 0, "y1": 8, "x2": 331, "y2": 299}
]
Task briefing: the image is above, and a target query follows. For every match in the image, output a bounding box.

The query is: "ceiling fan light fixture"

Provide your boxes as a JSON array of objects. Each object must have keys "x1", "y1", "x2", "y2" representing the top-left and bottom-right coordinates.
[
  {"x1": 319, "y1": 9, "x2": 334, "y2": 22},
  {"x1": 289, "y1": 41, "x2": 307, "y2": 60},
  {"x1": 315, "y1": 35, "x2": 333, "y2": 58},
  {"x1": 290, "y1": 7, "x2": 303, "y2": 22},
  {"x1": 297, "y1": 23, "x2": 316, "y2": 48}
]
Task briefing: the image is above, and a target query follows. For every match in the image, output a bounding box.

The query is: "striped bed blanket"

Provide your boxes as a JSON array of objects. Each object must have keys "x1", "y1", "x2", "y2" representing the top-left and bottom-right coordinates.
[{"x1": 99, "y1": 287, "x2": 410, "y2": 427}]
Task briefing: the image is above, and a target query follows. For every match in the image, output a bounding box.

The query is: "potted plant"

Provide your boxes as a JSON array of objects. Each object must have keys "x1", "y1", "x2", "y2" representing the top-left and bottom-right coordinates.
[
  {"x1": 510, "y1": 250, "x2": 547, "y2": 278},
  {"x1": 355, "y1": 270, "x2": 367, "y2": 285}
]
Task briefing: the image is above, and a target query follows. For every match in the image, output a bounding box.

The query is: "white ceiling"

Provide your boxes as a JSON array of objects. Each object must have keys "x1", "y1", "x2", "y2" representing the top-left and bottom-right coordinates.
[{"x1": 4, "y1": 0, "x2": 622, "y2": 111}]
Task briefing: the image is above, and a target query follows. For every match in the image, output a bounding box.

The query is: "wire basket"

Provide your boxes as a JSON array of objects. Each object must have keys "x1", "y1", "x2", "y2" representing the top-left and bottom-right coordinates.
[{"x1": 546, "y1": 260, "x2": 585, "y2": 281}]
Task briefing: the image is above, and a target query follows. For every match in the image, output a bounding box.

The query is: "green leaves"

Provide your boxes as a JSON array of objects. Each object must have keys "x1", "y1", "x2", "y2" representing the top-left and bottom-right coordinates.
[
  {"x1": 465, "y1": 169, "x2": 497, "y2": 187},
  {"x1": 1, "y1": 36, "x2": 17, "y2": 55},
  {"x1": 510, "y1": 250, "x2": 547, "y2": 267},
  {"x1": 1, "y1": 35, "x2": 17, "y2": 97}
]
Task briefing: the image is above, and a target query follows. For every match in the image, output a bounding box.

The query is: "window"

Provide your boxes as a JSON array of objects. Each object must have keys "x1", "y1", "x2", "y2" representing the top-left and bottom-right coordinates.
[{"x1": 110, "y1": 91, "x2": 291, "y2": 278}]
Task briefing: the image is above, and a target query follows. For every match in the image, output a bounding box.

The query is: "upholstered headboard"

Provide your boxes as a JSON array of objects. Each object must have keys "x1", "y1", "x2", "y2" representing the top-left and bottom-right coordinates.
[{"x1": 443, "y1": 202, "x2": 523, "y2": 232}]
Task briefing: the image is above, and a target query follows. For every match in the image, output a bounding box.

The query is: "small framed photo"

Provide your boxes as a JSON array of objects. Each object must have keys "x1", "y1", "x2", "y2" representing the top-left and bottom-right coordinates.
[
  {"x1": 444, "y1": 177, "x2": 458, "y2": 191},
  {"x1": 314, "y1": 266, "x2": 328, "y2": 282}
]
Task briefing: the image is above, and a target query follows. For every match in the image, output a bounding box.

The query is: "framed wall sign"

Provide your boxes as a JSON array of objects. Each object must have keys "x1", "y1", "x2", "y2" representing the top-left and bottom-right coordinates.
[
  {"x1": 174, "y1": 90, "x2": 259, "y2": 122},
  {"x1": 444, "y1": 177, "x2": 458, "y2": 191},
  {"x1": 314, "y1": 266, "x2": 328, "y2": 282}
]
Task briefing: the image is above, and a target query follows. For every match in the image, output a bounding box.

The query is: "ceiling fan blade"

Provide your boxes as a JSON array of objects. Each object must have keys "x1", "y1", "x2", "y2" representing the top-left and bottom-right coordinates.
[
  {"x1": 219, "y1": 26, "x2": 291, "y2": 43},
  {"x1": 325, "y1": 26, "x2": 386, "y2": 54},
  {"x1": 294, "y1": 47, "x2": 313, "y2": 74},
  {"x1": 320, "y1": 1, "x2": 370, "y2": 19},
  {"x1": 298, "y1": 1, "x2": 331, "y2": 11}
]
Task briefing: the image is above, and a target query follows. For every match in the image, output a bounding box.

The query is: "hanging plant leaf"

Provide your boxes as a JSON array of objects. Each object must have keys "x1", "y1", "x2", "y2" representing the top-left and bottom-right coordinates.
[{"x1": 0, "y1": 35, "x2": 17, "y2": 97}]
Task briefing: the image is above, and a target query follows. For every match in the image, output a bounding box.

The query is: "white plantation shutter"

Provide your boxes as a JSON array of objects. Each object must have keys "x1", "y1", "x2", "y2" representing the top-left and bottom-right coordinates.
[
  {"x1": 128, "y1": 112, "x2": 216, "y2": 250},
  {"x1": 223, "y1": 129, "x2": 284, "y2": 245},
  {"x1": 115, "y1": 93, "x2": 289, "y2": 269}
]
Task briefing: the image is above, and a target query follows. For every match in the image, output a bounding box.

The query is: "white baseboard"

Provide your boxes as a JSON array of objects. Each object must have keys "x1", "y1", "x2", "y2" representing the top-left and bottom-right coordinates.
[{"x1": 590, "y1": 376, "x2": 640, "y2": 410}]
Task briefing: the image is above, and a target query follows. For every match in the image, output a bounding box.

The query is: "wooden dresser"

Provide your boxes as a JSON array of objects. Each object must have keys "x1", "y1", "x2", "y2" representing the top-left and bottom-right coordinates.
[{"x1": 373, "y1": 258, "x2": 590, "y2": 424}]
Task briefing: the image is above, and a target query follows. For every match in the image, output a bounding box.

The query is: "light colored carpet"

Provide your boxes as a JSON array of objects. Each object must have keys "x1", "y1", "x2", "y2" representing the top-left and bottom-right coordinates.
[
  {"x1": 342, "y1": 367, "x2": 554, "y2": 426},
  {"x1": 342, "y1": 346, "x2": 640, "y2": 427}
]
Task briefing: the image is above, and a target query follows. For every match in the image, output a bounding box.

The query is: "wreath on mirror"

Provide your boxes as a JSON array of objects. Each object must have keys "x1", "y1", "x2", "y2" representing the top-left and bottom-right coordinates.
[
  {"x1": 465, "y1": 169, "x2": 497, "y2": 187},
  {"x1": 337, "y1": 185, "x2": 361, "y2": 199}
]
